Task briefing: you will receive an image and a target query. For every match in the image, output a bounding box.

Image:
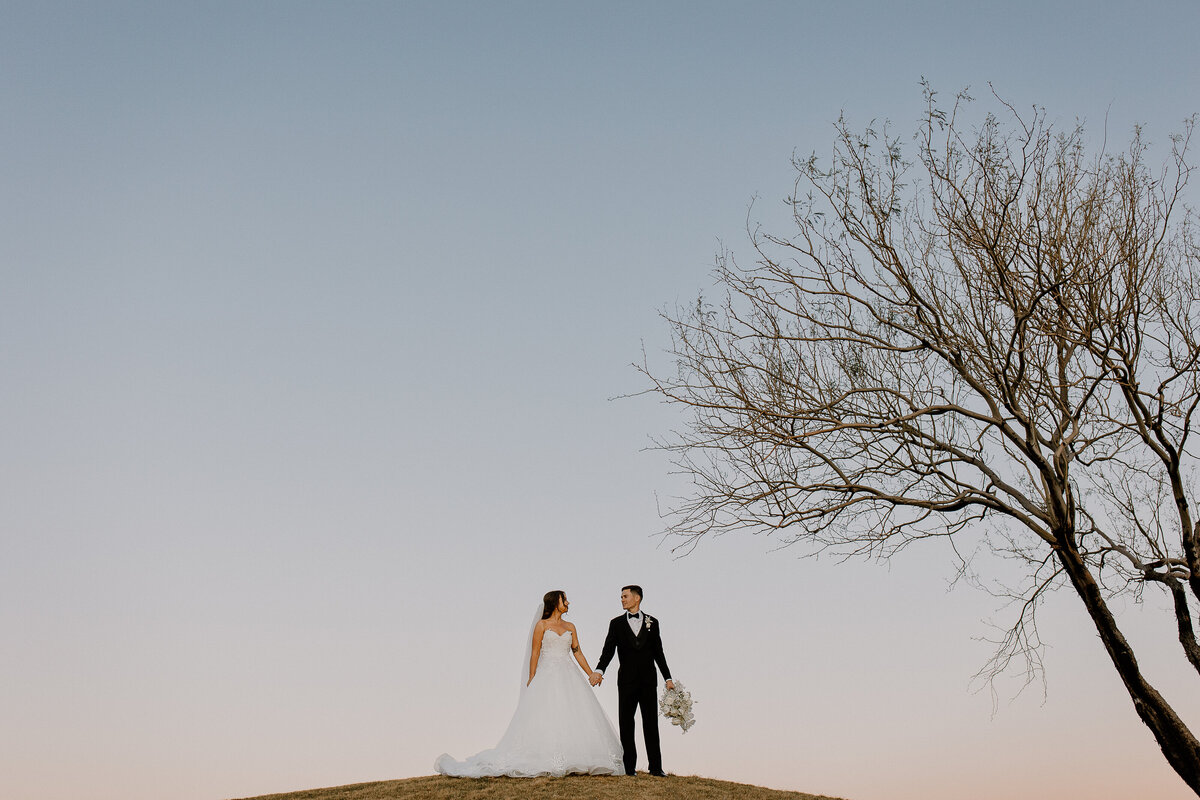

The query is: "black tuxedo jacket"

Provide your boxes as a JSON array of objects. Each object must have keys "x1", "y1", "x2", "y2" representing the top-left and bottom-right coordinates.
[{"x1": 596, "y1": 612, "x2": 671, "y2": 688}]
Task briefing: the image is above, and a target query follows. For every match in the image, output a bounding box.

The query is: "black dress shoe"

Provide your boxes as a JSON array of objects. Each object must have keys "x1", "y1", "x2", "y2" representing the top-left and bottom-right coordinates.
[
  {"x1": 649, "y1": 770, "x2": 668, "y2": 777},
  {"x1": 624, "y1": 771, "x2": 636, "y2": 776}
]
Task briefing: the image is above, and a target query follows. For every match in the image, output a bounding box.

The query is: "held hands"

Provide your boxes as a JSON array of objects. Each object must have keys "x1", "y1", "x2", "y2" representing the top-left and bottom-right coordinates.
[{"x1": 589, "y1": 671, "x2": 603, "y2": 687}]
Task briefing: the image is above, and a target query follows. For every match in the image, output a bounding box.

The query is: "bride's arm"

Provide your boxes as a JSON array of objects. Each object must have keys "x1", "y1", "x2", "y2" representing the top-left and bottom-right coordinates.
[
  {"x1": 567, "y1": 624, "x2": 592, "y2": 675},
  {"x1": 528, "y1": 621, "x2": 545, "y2": 685}
]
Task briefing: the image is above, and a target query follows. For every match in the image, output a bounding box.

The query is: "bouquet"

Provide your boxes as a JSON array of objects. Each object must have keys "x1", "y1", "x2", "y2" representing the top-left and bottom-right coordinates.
[{"x1": 659, "y1": 680, "x2": 696, "y2": 733}]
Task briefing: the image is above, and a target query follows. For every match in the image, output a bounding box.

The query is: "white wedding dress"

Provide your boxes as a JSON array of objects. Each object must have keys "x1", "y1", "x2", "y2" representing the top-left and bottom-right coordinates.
[{"x1": 434, "y1": 630, "x2": 624, "y2": 777}]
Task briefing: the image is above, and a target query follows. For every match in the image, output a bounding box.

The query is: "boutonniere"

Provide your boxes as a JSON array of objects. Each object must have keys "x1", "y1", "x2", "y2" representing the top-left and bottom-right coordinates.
[{"x1": 645, "y1": 616, "x2": 654, "y2": 632}]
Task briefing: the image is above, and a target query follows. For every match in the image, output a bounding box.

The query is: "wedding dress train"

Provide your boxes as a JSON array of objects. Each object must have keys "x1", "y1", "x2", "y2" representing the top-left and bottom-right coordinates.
[{"x1": 434, "y1": 630, "x2": 624, "y2": 777}]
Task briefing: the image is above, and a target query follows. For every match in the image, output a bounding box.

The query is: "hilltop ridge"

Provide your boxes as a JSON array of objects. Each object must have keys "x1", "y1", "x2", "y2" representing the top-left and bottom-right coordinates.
[{"x1": 230, "y1": 773, "x2": 849, "y2": 800}]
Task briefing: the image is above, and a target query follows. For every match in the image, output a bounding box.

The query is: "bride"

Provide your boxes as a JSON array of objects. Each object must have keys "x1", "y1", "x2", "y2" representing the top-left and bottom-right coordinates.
[{"x1": 434, "y1": 590, "x2": 624, "y2": 777}]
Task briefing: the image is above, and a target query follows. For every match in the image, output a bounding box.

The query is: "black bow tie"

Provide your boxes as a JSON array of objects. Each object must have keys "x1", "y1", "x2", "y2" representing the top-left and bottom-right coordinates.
[{"x1": 627, "y1": 612, "x2": 640, "y2": 619}]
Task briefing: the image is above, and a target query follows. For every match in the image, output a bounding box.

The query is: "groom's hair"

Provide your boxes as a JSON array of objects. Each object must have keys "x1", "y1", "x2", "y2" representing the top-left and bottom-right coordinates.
[{"x1": 622, "y1": 585, "x2": 643, "y2": 599}]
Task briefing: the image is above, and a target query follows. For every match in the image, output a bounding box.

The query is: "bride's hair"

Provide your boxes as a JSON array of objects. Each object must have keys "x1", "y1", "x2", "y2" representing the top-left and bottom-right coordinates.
[{"x1": 541, "y1": 590, "x2": 566, "y2": 619}]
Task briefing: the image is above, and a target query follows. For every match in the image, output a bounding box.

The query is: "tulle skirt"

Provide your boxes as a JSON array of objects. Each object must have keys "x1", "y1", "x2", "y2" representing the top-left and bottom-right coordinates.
[{"x1": 434, "y1": 653, "x2": 624, "y2": 777}]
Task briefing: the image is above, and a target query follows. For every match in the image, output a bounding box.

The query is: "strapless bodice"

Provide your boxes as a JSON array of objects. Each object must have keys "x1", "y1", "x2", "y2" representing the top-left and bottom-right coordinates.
[{"x1": 540, "y1": 629, "x2": 574, "y2": 662}]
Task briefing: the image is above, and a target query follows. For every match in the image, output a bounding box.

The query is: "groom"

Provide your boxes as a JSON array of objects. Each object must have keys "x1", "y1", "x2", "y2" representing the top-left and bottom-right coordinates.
[{"x1": 590, "y1": 584, "x2": 674, "y2": 777}]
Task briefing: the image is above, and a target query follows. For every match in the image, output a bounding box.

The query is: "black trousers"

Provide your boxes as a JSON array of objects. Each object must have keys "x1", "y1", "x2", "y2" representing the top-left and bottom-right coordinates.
[{"x1": 618, "y1": 683, "x2": 661, "y2": 774}]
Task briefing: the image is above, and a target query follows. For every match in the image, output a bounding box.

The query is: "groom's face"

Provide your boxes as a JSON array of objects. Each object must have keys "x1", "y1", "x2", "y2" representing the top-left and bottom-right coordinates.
[{"x1": 620, "y1": 589, "x2": 638, "y2": 612}]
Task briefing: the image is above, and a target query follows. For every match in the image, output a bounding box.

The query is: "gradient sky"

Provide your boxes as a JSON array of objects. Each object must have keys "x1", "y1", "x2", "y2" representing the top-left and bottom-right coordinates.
[{"x1": 3, "y1": 3, "x2": 1200, "y2": 800}]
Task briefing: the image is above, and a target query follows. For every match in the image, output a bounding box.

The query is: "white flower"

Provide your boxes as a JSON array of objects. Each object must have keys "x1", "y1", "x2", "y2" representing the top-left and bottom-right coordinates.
[{"x1": 658, "y1": 681, "x2": 696, "y2": 734}]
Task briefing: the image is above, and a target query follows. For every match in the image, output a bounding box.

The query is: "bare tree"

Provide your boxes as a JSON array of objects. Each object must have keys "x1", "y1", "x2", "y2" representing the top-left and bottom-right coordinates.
[{"x1": 645, "y1": 85, "x2": 1200, "y2": 793}]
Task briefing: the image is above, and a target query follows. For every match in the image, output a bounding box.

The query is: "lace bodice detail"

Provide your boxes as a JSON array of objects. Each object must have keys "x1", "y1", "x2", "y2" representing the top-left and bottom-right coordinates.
[{"x1": 540, "y1": 629, "x2": 574, "y2": 662}]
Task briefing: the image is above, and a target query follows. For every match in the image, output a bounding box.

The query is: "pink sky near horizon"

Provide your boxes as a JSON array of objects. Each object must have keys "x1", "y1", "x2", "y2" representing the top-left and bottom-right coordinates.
[{"x1": 3, "y1": 3, "x2": 1200, "y2": 800}]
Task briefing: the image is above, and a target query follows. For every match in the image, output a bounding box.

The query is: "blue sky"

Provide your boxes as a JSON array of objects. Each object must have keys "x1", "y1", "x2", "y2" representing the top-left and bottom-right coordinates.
[{"x1": 3, "y1": 3, "x2": 1200, "y2": 799}]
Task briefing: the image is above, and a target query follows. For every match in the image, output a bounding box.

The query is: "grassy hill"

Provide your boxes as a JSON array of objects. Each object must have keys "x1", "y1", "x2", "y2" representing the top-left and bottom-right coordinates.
[{"x1": 230, "y1": 774, "x2": 849, "y2": 800}]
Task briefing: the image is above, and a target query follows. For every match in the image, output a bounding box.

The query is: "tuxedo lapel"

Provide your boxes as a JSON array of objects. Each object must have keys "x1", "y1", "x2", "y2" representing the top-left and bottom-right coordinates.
[{"x1": 619, "y1": 616, "x2": 643, "y2": 649}]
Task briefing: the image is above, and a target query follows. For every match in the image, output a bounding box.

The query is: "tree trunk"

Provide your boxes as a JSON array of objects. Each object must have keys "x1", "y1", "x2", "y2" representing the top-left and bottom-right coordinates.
[{"x1": 1057, "y1": 541, "x2": 1200, "y2": 796}]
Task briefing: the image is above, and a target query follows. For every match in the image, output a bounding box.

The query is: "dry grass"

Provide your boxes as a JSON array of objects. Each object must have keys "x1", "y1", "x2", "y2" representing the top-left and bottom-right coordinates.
[{"x1": 229, "y1": 774, "x2": 848, "y2": 800}]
